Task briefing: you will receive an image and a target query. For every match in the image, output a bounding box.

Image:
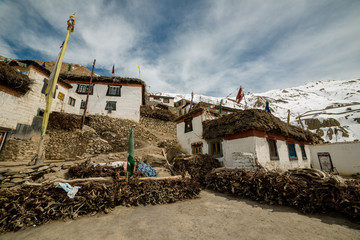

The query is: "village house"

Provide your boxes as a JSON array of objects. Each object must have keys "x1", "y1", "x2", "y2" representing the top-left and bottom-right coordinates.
[
  {"x1": 0, "y1": 60, "x2": 82, "y2": 154},
  {"x1": 176, "y1": 108, "x2": 322, "y2": 171},
  {"x1": 61, "y1": 74, "x2": 146, "y2": 122},
  {"x1": 148, "y1": 94, "x2": 175, "y2": 107}
]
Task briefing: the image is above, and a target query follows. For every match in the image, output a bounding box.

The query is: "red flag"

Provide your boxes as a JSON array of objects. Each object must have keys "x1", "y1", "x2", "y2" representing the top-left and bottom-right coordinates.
[
  {"x1": 236, "y1": 87, "x2": 244, "y2": 103},
  {"x1": 112, "y1": 64, "x2": 115, "y2": 74}
]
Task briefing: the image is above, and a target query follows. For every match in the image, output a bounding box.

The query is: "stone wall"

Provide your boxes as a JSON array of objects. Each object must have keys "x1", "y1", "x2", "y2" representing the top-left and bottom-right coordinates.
[{"x1": 0, "y1": 138, "x2": 37, "y2": 162}]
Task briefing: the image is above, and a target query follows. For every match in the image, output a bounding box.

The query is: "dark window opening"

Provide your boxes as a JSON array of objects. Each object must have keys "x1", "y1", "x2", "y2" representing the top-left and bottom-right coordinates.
[
  {"x1": 287, "y1": 143, "x2": 298, "y2": 160},
  {"x1": 76, "y1": 84, "x2": 93, "y2": 95},
  {"x1": 209, "y1": 141, "x2": 222, "y2": 157},
  {"x1": 41, "y1": 78, "x2": 48, "y2": 94},
  {"x1": 106, "y1": 85, "x2": 121, "y2": 96},
  {"x1": 300, "y1": 145, "x2": 307, "y2": 160},
  {"x1": 267, "y1": 139, "x2": 279, "y2": 160},
  {"x1": 37, "y1": 109, "x2": 45, "y2": 117},
  {"x1": 80, "y1": 100, "x2": 86, "y2": 109},
  {"x1": 163, "y1": 98, "x2": 170, "y2": 103},
  {"x1": 68, "y1": 97, "x2": 76, "y2": 106},
  {"x1": 184, "y1": 118, "x2": 193, "y2": 133},
  {"x1": 105, "y1": 101, "x2": 117, "y2": 111}
]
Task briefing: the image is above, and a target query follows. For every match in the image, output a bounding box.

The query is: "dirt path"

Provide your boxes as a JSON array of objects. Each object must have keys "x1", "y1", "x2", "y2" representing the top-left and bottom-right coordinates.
[{"x1": 2, "y1": 190, "x2": 359, "y2": 240}]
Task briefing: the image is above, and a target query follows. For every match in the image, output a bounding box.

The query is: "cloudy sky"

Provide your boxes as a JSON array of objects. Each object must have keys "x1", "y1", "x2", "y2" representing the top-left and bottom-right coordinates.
[{"x1": 1, "y1": 0, "x2": 360, "y2": 97}]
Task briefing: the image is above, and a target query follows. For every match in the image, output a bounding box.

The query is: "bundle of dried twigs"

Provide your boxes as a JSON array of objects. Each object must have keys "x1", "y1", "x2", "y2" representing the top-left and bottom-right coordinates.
[{"x1": 205, "y1": 168, "x2": 360, "y2": 220}]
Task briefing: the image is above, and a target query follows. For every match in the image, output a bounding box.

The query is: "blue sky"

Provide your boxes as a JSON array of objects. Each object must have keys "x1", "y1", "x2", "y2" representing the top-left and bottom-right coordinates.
[{"x1": 1, "y1": 0, "x2": 360, "y2": 97}]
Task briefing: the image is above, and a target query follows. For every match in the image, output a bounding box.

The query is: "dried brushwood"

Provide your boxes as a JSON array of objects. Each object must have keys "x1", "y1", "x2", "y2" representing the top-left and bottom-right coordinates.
[
  {"x1": 0, "y1": 178, "x2": 200, "y2": 233},
  {"x1": 205, "y1": 168, "x2": 360, "y2": 220},
  {"x1": 172, "y1": 154, "x2": 221, "y2": 187}
]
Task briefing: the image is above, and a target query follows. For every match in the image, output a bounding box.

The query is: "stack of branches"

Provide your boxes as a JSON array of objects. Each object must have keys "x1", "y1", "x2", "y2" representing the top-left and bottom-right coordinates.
[
  {"x1": 0, "y1": 62, "x2": 33, "y2": 95},
  {"x1": 205, "y1": 168, "x2": 360, "y2": 220},
  {"x1": 67, "y1": 161, "x2": 145, "y2": 179},
  {"x1": 0, "y1": 177, "x2": 200, "y2": 232},
  {"x1": 140, "y1": 105, "x2": 176, "y2": 121},
  {"x1": 172, "y1": 154, "x2": 221, "y2": 188}
]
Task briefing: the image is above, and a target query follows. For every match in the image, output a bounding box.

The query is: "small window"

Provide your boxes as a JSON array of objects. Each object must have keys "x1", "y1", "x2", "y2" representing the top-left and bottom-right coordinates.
[
  {"x1": 192, "y1": 143, "x2": 203, "y2": 154},
  {"x1": 267, "y1": 139, "x2": 279, "y2": 160},
  {"x1": 105, "y1": 101, "x2": 117, "y2": 111},
  {"x1": 210, "y1": 141, "x2": 222, "y2": 157},
  {"x1": 57, "y1": 92, "x2": 65, "y2": 101},
  {"x1": 68, "y1": 97, "x2": 76, "y2": 106},
  {"x1": 300, "y1": 145, "x2": 307, "y2": 160},
  {"x1": 287, "y1": 143, "x2": 298, "y2": 160},
  {"x1": 41, "y1": 78, "x2": 48, "y2": 94},
  {"x1": 76, "y1": 84, "x2": 93, "y2": 95},
  {"x1": 106, "y1": 85, "x2": 121, "y2": 96},
  {"x1": 163, "y1": 98, "x2": 170, "y2": 103},
  {"x1": 80, "y1": 100, "x2": 86, "y2": 109},
  {"x1": 184, "y1": 118, "x2": 193, "y2": 133},
  {"x1": 154, "y1": 97, "x2": 161, "y2": 101}
]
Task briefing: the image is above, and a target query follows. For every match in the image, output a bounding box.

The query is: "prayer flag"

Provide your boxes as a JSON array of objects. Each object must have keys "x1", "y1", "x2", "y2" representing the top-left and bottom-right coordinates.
[
  {"x1": 127, "y1": 127, "x2": 135, "y2": 176},
  {"x1": 236, "y1": 87, "x2": 244, "y2": 103},
  {"x1": 287, "y1": 109, "x2": 291, "y2": 124},
  {"x1": 219, "y1": 99, "x2": 223, "y2": 116},
  {"x1": 138, "y1": 65, "x2": 141, "y2": 76},
  {"x1": 112, "y1": 64, "x2": 115, "y2": 74},
  {"x1": 265, "y1": 101, "x2": 271, "y2": 113},
  {"x1": 42, "y1": 62, "x2": 46, "y2": 67},
  {"x1": 68, "y1": 63, "x2": 72, "y2": 72},
  {"x1": 60, "y1": 40, "x2": 65, "y2": 48},
  {"x1": 189, "y1": 91, "x2": 194, "y2": 111}
]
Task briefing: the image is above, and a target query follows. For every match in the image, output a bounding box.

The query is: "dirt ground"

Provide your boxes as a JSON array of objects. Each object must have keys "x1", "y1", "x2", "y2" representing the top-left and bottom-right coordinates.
[{"x1": 1, "y1": 190, "x2": 359, "y2": 240}]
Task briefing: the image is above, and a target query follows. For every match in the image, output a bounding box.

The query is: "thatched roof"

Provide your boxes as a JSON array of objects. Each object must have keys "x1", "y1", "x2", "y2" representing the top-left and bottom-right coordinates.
[
  {"x1": 60, "y1": 73, "x2": 146, "y2": 105},
  {"x1": 17, "y1": 60, "x2": 72, "y2": 88},
  {"x1": 202, "y1": 109, "x2": 322, "y2": 144},
  {"x1": 0, "y1": 62, "x2": 33, "y2": 95}
]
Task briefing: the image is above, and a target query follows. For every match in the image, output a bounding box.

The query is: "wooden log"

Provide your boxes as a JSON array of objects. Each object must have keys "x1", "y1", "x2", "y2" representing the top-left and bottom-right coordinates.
[{"x1": 23, "y1": 177, "x2": 114, "y2": 186}]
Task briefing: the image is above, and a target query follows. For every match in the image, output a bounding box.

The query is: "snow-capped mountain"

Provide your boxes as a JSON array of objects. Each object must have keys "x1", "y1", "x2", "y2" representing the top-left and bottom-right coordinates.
[{"x1": 157, "y1": 78, "x2": 360, "y2": 143}]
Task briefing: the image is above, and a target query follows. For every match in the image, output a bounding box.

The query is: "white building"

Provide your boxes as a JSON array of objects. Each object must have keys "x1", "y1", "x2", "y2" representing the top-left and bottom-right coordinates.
[
  {"x1": 176, "y1": 108, "x2": 322, "y2": 171},
  {"x1": 62, "y1": 74, "x2": 145, "y2": 122},
  {"x1": 0, "y1": 60, "x2": 82, "y2": 148},
  {"x1": 148, "y1": 94, "x2": 175, "y2": 107}
]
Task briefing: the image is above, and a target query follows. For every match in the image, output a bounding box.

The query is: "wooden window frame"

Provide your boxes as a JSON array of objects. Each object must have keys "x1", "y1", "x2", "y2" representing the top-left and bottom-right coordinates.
[
  {"x1": 209, "y1": 140, "x2": 222, "y2": 157},
  {"x1": 105, "y1": 101, "x2": 117, "y2": 111},
  {"x1": 300, "y1": 145, "x2": 307, "y2": 160},
  {"x1": 80, "y1": 100, "x2": 86, "y2": 109},
  {"x1": 287, "y1": 142, "x2": 298, "y2": 160},
  {"x1": 106, "y1": 85, "x2": 122, "y2": 96},
  {"x1": 57, "y1": 92, "x2": 65, "y2": 101},
  {"x1": 184, "y1": 118, "x2": 193, "y2": 133},
  {"x1": 68, "y1": 97, "x2": 76, "y2": 106},
  {"x1": 267, "y1": 138, "x2": 279, "y2": 160},
  {"x1": 76, "y1": 84, "x2": 93, "y2": 95}
]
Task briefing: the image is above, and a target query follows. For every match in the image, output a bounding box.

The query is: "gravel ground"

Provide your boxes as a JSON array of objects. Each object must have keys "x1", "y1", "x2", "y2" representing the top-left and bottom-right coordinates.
[{"x1": 1, "y1": 190, "x2": 359, "y2": 240}]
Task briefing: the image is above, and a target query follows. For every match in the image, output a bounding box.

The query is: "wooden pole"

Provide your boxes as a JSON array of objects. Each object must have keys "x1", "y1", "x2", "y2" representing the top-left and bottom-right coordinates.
[{"x1": 81, "y1": 59, "x2": 96, "y2": 130}]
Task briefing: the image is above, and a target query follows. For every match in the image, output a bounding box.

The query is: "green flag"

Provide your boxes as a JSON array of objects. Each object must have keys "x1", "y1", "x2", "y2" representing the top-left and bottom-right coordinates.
[
  {"x1": 68, "y1": 63, "x2": 72, "y2": 72},
  {"x1": 127, "y1": 127, "x2": 135, "y2": 176},
  {"x1": 219, "y1": 99, "x2": 223, "y2": 116}
]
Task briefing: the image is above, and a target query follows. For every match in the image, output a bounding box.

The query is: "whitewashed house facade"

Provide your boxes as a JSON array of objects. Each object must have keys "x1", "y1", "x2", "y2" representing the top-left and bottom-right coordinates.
[
  {"x1": 176, "y1": 108, "x2": 321, "y2": 171},
  {"x1": 148, "y1": 94, "x2": 175, "y2": 107},
  {"x1": 61, "y1": 74, "x2": 145, "y2": 122}
]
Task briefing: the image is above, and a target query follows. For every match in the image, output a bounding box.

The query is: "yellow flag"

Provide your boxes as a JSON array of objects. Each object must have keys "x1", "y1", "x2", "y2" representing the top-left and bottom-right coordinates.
[{"x1": 138, "y1": 65, "x2": 141, "y2": 76}]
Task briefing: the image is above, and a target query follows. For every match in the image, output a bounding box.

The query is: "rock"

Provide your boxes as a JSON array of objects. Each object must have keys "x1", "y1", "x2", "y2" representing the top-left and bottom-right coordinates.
[
  {"x1": 153, "y1": 167, "x2": 172, "y2": 177},
  {"x1": 143, "y1": 154, "x2": 166, "y2": 167},
  {"x1": 11, "y1": 178, "x2": 25, "y2": 183}
]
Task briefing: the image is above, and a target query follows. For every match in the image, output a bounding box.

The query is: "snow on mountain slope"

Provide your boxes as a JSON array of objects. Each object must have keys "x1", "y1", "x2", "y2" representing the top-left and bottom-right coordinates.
[{"x1": 158, "y1": 78, "x2": 360, "y2": 143}]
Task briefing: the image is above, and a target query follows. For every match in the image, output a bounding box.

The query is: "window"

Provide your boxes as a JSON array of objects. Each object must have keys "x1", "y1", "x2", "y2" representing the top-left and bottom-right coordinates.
[
  {"x1": 267, "y1": 139, "x2": 279, "y2": 160},
  {"x1": 184, "y1": 118, "x2": 193, "y2": 133},
  {"x1": 192, "y1": 143, "x2": 203, "y2": 154},
  {"x1": 210, "y1": 141, "x2": 222, "y2": 157},
  {"x1": 106, "y1": 85, "x2": 121, "y2": 96},
  {"x1": 105, "y1": 101, "x2": 116, "y2": 111},
  {"x1": 163, "y1": 98, "x2": 170, "y2": 103},
  {"x1": 154, "y1": 97, "x2": 161, "y2": 101},
  {"x1": 300, "y1": 145, "x2": 307, "y2": 160},
  {"x1": 80, "y1": 100, "x2": 86, "y2": 109},
  {"x1": 76, "y1": 84, "x2": 93, "y2": 95},
  {"x1": 68, "y1": 97, "x2": 76, "y2": 106},
  {"x1": 57, "y1": 92, "x2": 65, "y2": 101},
  {"x1": 287, "y1": 143, "x2": 298, "y2": 160}
]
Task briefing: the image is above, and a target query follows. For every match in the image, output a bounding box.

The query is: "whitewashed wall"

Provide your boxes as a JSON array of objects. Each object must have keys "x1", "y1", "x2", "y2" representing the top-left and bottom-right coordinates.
[
  {"x1": 310, "y1": 141, "x2": 360, "y2": 176},
  {"x1": 72, "y1": 84, "x2": 142, "y2": 122},
  {"x1": 0, "y1": 67, "x2": 46, "y2": 129},
  {"x1": 52, "y1": 84, "x2": 81, "y2": 114},
  {"x1": 223, "y1": 136, "x2": 311, "y2": 170},
  {"x1": 176, "y1": 114, "x2": 208, "y2": 154}
]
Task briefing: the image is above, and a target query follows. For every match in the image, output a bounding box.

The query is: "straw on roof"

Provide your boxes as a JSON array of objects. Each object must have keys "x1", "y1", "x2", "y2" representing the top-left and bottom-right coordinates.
[
  {"x1": 202, "y1": 109, "x2": 322, "y2": 144},
  {"x1": 0, "y1": 62, "x2": 33, "y2": 95}
]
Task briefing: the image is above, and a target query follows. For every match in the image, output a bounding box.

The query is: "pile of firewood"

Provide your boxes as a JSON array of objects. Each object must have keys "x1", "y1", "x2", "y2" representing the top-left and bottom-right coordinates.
[
  {"x1": 205, "y1": 168, "x2": 360, "y2": 220},
  {"x1": 172, "y1": 154, "x2": 221, "y2": 187},
  {"x1": 0, "y1": 177, "x2": 200, "y2": 232}
]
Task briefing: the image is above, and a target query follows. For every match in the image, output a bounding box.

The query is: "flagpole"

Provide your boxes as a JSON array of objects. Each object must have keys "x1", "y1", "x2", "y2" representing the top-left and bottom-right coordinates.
[
  {"x1": 81, "y1": 59, "x2": 96, "y2": 130},
  {"x1": 34, "y1": 14, "x2": 75, "y2": 165}
]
